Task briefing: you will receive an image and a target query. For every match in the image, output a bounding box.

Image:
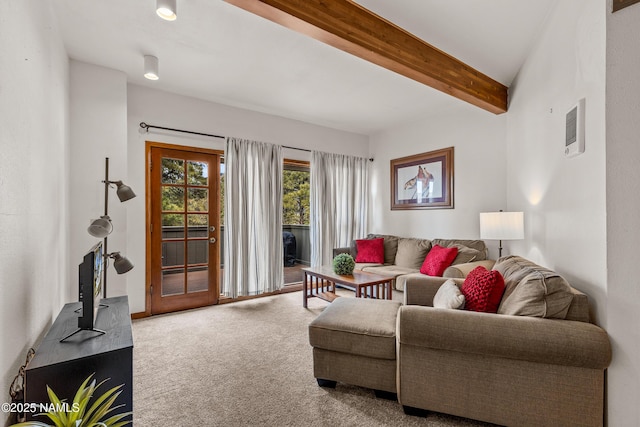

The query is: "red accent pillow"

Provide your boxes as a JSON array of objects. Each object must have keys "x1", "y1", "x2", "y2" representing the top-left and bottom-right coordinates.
[
  {"x1": 420, "y1": 245, "x2": 459, "y2": 276},
  {"x1": 461, "y1": 266, "x2": 505, "y2": 313},
  {"x1": 355, "y1": 238, "x2": 384, "y2": 263}
]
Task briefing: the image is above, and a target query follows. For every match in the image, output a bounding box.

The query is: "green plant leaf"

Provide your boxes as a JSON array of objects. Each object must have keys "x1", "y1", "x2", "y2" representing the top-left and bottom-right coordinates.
[
  {"x1": 68, "y1": 374, "x2": 96, "y2": 425},
  {"x1": 44, "y1": 386, "x2": 67, "y2": 427},
  {"x1": 83, "y1": 387, "x2": 123, "y2": 426},
  {"x1": 9, "y1": 422, "x2": 52, "y2": 427},
  {"x1": 100, "y1": 411, "x2": 133, "y2": 427}
]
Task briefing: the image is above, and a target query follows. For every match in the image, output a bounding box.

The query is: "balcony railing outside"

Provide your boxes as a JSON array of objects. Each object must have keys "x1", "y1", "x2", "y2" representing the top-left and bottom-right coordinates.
[{"x1": 162, "y1": 225, "x2": 310, "y2": 284}]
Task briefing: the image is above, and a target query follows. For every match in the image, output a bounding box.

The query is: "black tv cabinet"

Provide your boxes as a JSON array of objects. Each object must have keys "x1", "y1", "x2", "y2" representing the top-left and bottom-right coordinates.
[{"x1": 25, "y1": 296, "x2": 133, "y2": 421}]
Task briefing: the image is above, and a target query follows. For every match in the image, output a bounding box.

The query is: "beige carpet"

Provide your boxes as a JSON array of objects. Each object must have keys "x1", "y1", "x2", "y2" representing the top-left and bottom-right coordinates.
[{"x1": 132, "y1": 290, "x2": 496, "y2": 426}]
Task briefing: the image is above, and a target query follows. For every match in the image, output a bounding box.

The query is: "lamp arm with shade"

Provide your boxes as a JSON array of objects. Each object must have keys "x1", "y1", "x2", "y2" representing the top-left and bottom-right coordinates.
[
  {"x1": 87, "y1": 157, "x2": 136, "y2": 298},
  {"x1": 479, "y1": 211, "x2": 524, "y2": 258}
]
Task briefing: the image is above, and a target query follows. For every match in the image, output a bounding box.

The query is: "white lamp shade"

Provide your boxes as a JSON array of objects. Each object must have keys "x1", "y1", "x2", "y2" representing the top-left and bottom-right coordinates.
[
  {"x1": 156, "y1": 0, "x2": 177, "y2": 21},
  {"x1": 480, "y1": 212, "x2": 524, "y2": 240},
  {"x1": 88, "y1": 215, "x2": 113, "y2": 238},
  {"x1": 144, "y1": 55, "x2": 159, "y2": 80}
]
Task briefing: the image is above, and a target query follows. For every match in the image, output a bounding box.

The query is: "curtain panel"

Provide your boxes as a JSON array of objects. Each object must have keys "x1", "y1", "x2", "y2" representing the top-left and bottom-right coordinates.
[
  {"x1": 310, "y1": 151, "x2": 369, "y2": 267},
  {"x1": 223, "y1": 137, "x2": 283, "y2": 298}
]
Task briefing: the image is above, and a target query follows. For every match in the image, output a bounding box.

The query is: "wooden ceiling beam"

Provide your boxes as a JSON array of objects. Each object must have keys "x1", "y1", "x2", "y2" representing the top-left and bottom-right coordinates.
[{"x1": 225, "y1": 0, "x2": 508, "y2": 114}]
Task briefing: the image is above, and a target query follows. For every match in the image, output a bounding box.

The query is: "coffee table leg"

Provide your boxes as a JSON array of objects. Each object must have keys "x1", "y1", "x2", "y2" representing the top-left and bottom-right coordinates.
[{"x1": 303, "y1": 272, "x2": 309, "y2": 308}]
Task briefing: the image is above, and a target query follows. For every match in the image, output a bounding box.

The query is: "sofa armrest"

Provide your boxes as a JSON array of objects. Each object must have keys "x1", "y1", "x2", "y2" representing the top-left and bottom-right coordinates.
[
  {"x1": 443, "y1": 259, "x2": 496, "y2": 278},
  {"x1": 397, "y1": 305, "x2": 612, "y2": 369},
  {"x1": 403, "y1": 276, "x2": 464, "y2": 306}
]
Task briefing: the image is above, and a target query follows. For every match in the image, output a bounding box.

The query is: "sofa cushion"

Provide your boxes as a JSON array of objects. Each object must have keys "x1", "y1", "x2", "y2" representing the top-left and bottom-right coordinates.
[
  {"x1": 433, "y1": 279, "x2": 466, "y2": 309},
  {"x1": 565, "y1": 288, "x2": 591, "y2": 323},
  {"x1": 354, "y1": 262, "x2": 384, "y2": 271},
  {"x1": 450, "y1": 245, "x2": 482, "y2": 265},
  {"x1": 494, "y1": 256, "x2": 574, "y2": 319},
  {"x1": 461, "y1": 266, "x2": 505, "y2": 313},
  {"x1": 420, "y1": 245, "x2": 458, "y2": 276},
  {"x1": 432, "y1": 239, "x2": 488, "y2": 261},
  {"x1": 395, "y1": 238, "x2": 432, "y2": 269},
  {"x1": 308, "y1": 298, "x2": 401, "y2": 360},
  {"x1": 443, "y1": 260, "x2": 497, "y2": 279},
  {"x1": 367, "y1": 234, "x2": 400, "y2": 265},
  {"x1": 362, "y1": 265, "x2": 418, "y2": 278},
  {"x1": 355, "y1": 238, "x2": 384, "y2": 263}
]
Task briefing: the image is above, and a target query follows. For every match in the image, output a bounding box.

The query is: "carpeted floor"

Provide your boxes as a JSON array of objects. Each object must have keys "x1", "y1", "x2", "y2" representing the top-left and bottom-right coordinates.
[{"x1": 132, "y1": 290, "x2": 497, "y2": 426}]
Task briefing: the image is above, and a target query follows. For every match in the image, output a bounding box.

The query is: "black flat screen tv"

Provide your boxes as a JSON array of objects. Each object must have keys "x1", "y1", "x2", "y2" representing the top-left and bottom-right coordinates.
[
  {"x1": 78, "y1": 241, "x2": 104, "y2": 330},
  {"x1": 61, "y1": 241, "x2": 105, "y2": 342}
]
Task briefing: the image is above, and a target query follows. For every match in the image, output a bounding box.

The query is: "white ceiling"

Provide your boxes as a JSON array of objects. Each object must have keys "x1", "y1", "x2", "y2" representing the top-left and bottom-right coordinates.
[{"x1": 52, "y1": 0, "x2": 555, "y2": 135}]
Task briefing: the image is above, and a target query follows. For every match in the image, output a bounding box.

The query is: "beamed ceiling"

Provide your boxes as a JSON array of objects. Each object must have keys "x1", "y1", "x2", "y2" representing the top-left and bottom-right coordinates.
[{"x1": 52, "y1": 0, "x2": 555, "y2": 134}]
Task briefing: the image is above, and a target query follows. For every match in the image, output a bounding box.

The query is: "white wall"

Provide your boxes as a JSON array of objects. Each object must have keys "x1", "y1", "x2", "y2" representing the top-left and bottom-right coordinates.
[
  {"x1": 0, "y1": 2, "x2": 69, "y2": 424},
  {"x1": 368, "y1": 106, "x2": 507, "y2": 255},
  {"x1": 69, "y1": 61, "x2": 129, "y2": 298},
  {"x1": 506, "y1": 0, "x2": 607, "y2": 324},
  {"x1": 605, "y1": 2, "x2": 640, "y2": 425},
  {"x1": 126, "y1": 84, "x2": 369, "y2": 313}
]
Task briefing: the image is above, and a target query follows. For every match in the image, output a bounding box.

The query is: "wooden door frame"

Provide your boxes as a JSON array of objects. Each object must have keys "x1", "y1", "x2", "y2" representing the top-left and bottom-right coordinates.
[{"x1": 143, "y1": 141, "x2": 224, "y2": 317}]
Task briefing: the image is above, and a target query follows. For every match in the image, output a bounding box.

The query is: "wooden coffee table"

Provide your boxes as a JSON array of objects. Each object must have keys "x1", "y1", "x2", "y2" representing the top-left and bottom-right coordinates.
[{"x1": 302, "y1": 266, "x2": 395, "y2": 308}]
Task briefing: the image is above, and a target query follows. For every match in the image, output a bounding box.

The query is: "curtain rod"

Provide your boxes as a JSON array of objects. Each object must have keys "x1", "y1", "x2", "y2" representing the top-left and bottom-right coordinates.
[
  {"x1": 139, "y1": 122, "x2": 373, "y2": 161},
  {"x1": 139, "y1": 122, "x2": 311, "y2": 153}
]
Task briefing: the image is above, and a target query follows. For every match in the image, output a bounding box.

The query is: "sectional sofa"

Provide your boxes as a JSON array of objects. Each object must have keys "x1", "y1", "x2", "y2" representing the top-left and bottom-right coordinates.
[
  {"x1": 310, "y1": 253, "x2": 612, "y2": 427},
  {"x1": 334, "y1": 233, "x2": 494, "y2": 290}
]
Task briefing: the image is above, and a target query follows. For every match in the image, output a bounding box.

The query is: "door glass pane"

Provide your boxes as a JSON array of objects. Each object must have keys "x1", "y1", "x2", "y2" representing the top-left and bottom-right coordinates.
[
  {"x1": 187, "y1": 161, "x2": 208, "y2": 186},
  {"x1": 187, "y1": 240, "x2": 208, "y2": 264},
  {"x1": 187, "y1": 266, "x2": 208, "y2": 293},
  {"x1": 161, "y1": 158, "x2": 185, "y2": 184},
  {"x1": 162, "y1": 214, "x2": 185, "y2": 238},
  {"x1": 162, "y1": 268, "x2": 185, "y2": 296},
  {"x1": 162, "y1": 213, "x2": 184, "y2": 226},
  {"x1": 162, "y1": 241, "x2": 184, "y2": 267},
  {"x1": 188, "y1": 188, "x2": 208, "y2": 212},
  {"x1": 162, "y1": 186, "x2": 185, "y2": 212},
  {"x1": 187, "y1": 215, "x2": 208, "y2": 237}
]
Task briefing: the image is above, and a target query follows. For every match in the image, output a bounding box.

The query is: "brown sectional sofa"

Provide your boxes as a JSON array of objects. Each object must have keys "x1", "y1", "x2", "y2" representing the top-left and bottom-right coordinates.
[
  {"x1": 334, "y1": 234, "x2": 494, "y2": 290},
  {"x1": 309, "y1": 255, "x2": 612, "y2": 427}
]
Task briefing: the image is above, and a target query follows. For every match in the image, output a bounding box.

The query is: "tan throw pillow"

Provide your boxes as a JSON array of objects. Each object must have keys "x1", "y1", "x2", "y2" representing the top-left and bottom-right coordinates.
[
  {"x1": 368, "y1": 234, "x2": 399, "y2": 265},
  {"x1": 433, "y1": 279, "x2": 465, "y2": 309},
  {"x1": 495, "y1": 256, "x2": 574, "y2": 319},
  {"x1": 451, "y1": 245, "x2": 480, "y2": 265},
  {"x1": 394, "y1": 238, "x2": 432, "y2": 269},
  {"x1": 432, "y1": 239, "x2": 488, "y2": 260}
]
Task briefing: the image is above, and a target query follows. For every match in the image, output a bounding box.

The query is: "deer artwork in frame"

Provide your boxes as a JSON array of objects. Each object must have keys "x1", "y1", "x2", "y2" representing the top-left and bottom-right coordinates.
[{"x1": 390, "y1": 147, "x2": 454, "y2": 210}]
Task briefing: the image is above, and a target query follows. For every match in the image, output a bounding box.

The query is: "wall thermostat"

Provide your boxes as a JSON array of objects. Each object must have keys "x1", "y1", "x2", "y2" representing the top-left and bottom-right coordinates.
[{"x1": 565, "y1": 98, "x2": 585, "y2": 157}]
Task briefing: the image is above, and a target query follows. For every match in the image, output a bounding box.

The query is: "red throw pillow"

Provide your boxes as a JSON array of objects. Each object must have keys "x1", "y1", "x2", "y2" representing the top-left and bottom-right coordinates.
[
  {"x1": 355, "y1": 238, "x2": 384, "y2": 263},
  {"x1": 461, "y1": 266, "x2": 505, "y2": 313},
  {"x1": 420, "y1": 245, "x2": 459, "y2": 276}
]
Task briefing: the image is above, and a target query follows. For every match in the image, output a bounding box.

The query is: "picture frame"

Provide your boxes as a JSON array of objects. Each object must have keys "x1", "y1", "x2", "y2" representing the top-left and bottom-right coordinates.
[{"x1": 390, "y1": 147, "x2": 454, "y2": 210}]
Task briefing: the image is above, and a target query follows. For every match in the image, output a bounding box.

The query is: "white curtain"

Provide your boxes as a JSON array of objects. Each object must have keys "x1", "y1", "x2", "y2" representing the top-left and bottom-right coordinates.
[
  {"x1": 310, "y1": 151, "x2": 369, "y2": 267},
  {"x1": 223, "y1": 137, "x2": 283, "y2": 298}
]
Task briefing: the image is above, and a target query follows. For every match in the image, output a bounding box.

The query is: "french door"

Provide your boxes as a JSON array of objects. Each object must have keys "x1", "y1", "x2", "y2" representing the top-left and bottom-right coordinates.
[{"x1": 149, "y1": 144, "x2": 221, "y2": 314}]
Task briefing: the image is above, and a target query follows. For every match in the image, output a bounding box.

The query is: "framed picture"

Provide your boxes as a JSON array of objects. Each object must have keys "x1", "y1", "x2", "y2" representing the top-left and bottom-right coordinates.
[{"x1": 390, "y1": 147, "x2": 454, "y2": 210}]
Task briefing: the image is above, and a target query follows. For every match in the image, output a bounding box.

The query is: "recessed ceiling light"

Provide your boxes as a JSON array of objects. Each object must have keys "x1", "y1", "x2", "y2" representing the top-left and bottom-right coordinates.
[
  {"x1": 156, "y1": 0, "x2": 177, "y2": 21},
  {"x1": 144, "y1": 55, "x2": 159, "y2": 80}
]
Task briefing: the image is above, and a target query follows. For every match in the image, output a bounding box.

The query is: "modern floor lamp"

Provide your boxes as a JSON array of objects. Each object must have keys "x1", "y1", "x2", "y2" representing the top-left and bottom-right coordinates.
[
  {"x1": 87, "y1": 157, "x2": 136, "y2": 298},
  {"x1": 479, "y1": 211, "x2": 524, "y2": 258}
]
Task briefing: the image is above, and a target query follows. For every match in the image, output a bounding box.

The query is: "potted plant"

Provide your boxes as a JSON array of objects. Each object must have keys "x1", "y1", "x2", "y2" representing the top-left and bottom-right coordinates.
[
  {"x1": 11, "y1": 374, "x2": 131, "y2": 427},
  {"x1": 332, "y1": 253, "x2": 355, "y2": 275}
]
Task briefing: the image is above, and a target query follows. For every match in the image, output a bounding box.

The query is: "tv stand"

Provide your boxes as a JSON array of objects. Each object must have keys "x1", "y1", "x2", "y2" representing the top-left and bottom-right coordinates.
[{"x1": 25, "y1": 296, "x2": 133, "y2": 421}]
